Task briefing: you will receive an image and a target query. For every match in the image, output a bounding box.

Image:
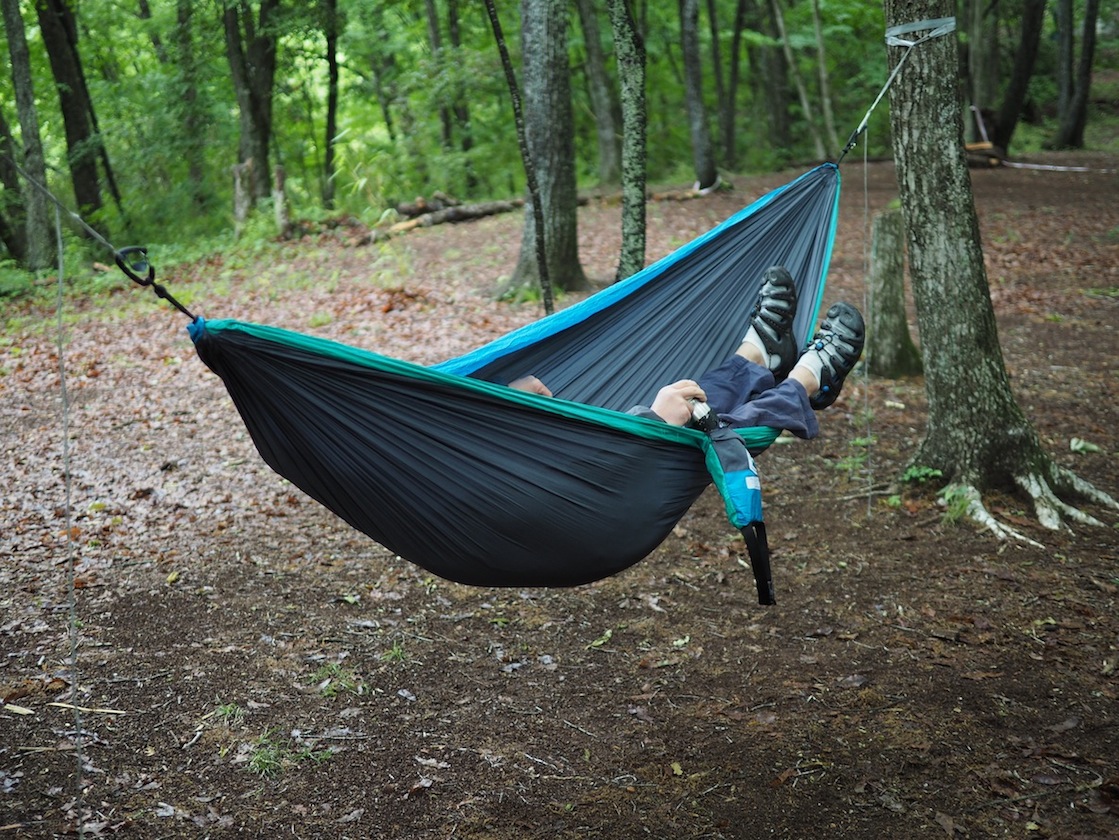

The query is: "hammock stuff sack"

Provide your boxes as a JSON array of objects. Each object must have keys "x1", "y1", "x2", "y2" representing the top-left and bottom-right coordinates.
[{"x1": 189, "y1": 163, "x2": 841, "y2": 595}]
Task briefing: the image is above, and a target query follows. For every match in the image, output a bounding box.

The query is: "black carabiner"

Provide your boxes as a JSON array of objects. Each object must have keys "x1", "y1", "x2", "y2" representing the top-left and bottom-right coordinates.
[
  {"x1": 113, "y1": 246, "x2": 197, "y2": 322},
  {"x1": 115, "y1": 246, "x2": 155, "y2": 287}
]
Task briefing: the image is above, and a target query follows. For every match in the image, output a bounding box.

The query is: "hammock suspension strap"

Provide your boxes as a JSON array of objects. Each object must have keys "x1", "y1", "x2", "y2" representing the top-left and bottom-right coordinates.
[
  {"x1": 8, "y1": 157, "x2": 197, "y2": 321},
  {"x1": 837, "y1": 17, "x2": 957, "y2": 163}
]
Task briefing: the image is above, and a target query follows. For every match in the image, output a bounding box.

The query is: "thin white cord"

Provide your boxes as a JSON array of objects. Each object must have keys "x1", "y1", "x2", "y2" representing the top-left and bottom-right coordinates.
[
  {"x1": 55, "y1": 206, "x2": 85, "y2": 835},
  {"x1": 862, "y1": 134, "x2": 874, "y2": 519}
]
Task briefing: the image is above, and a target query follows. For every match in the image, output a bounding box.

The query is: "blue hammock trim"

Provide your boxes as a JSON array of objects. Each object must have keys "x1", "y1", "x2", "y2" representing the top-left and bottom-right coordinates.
[{"x1": 188, "y1": 164, "x2": 841, "y2": 591}]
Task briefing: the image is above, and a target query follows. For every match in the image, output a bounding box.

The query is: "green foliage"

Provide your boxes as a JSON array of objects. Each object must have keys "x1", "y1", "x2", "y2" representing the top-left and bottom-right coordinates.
[
  {"x1": 902, "y1": 465, "x2": 943, "y2": 484},
  {"x1": 2, "y1": 0, "x2": 1115, "y2": 272},
  {"x1": 308, "y1": 662, "x2": 362, "y2": 698},
  {"x1": 247, "y1": 730, "x2": 333, "y2": 777},
  {"x1": 938, "y1": 484, "x2": 973, "y2": 525}
]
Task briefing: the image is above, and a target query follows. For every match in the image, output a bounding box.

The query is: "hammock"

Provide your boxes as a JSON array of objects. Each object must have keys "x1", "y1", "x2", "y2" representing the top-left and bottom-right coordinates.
[{"x1": 188, "y1": 164, "x2": 841, "y2": 600}]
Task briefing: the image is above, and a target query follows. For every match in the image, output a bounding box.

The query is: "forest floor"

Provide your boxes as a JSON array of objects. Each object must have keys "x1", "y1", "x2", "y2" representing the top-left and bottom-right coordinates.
[{"x1": 2, "y1": 154, "x2": 1118, "y2": 839}]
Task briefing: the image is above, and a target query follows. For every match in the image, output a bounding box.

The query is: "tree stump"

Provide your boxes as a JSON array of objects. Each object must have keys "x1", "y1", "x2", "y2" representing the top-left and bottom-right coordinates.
[{"x1": 866, "y1": 206, "x2": 923, "y2": 378}]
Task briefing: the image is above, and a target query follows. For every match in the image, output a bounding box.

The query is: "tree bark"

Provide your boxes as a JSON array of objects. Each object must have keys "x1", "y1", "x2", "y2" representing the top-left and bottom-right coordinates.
[
  {"x1": 2, "y1": 0, "x2": 52, "y2": 269},
  {"x1": 423, "y1": 0, "x2": 454, "y2": 151},
  {"x1": 1054, "y1": 0, "x2": 1073, "y2": 123},
  {"x1": 508, "y1": 0, "x2": 587, "y2": 294},
  {"x1": 1049, "y1": 0, "x2": 1099, "y2": 149},
  {"x1": 605, "y1": 0, "x2": 648, "y2": 281},
  {"x1": 865, "y1": 208, "x2": 922, "y2": 378},
  {"x1": 884, "y1": 0, "x2": 1115, "y2": 537},
  {"x1": 323, "y1": 0, "x2": 339, "y2": 209},
  {"x1": 36, "y1": 0, "x2": 104, "y2": 223},
  {"x1": 810, "y1": 0, "x2": 839, "y2": 155},
  {"x1": 679, "y1": 0, "x2": 718, "y2": 190},
  {"x1": 175, "y1": 0, "x2": 208, "y2": 209},
  {"x1": 447, "y1": 0, "x2": 477, "y2": 192},
  {"x1": 575, "y1": 0, "x2": 622, "y2": 187},
  {"x1": 723, "y1": 0, "x2": 748, "y2": 169},
  {"x1": 992, "y1": 0, "x2": 1046, "y2": 154},
  {"x1": 704, "y1": 0, "x2": 729, "y2": 169},
  {"x1": 770, "y1": 0, "x2": 826, "y2": 160},
  {"x1": 966, "y1": 0, "x2": 999, "y2": 123},
  {"x1": 0, "y1": 108, "x2": 28, "y2": 261},
  {"x1": 223, "y1": 0, "x2": 280, "y2": 202}
]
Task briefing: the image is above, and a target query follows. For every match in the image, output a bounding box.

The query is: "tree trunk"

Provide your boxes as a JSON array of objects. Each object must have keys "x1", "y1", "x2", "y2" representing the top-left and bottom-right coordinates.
[
  {"x1": 36, "y1": 0, "x2": 104, "y2": 223},
  {"x1": 810, "y1": 0, "x2": 839, "y2": 155},
  {"x1": 447, "y1": 0, "x2": 477, "y2": 192},
  {"x1": 1049, "y1": 0, "x2": 1099, "y2": 149},
  {"x1": 705, "y1": 0, "x2": 730, "y2": 170},
  {"x1": 2, "y1": 0, "x2": 52, "y2": 269},
  {"x1": 175, "y1": 0, "x2": 208, "y2": 209},
  {"x1": 509, "y1": 0, "x2": 587, "y2": 294},
  {"x1": 865, "y1": 208, "x2": 922, "y2": 378},
  {"x1": 1054, "y1": 0, "x2": 1073, "y2": 124},
  {"x1": 223, "y1": 0, "x2": 280, "y2": 202},
  {"x1": 137, "y1": 0, "x2": 169, "y2": 64},
  {"x1": 424, "y1": 0, "x2": 454, "y2": 151},
  {"x1": 770, "y1": 0, "x2": 826, "y2": 160},
  {"x1": 966, "y1": 0, "x2": 999, "y2": 122},
  {"x1": 723, "y1": 0, "x2": 748, "y2": 169},
  {"x1": 368, "y1": 6, "x2": 398, "y2": 144},
  {"x1": 0, "y1": 108, "x2": 28, "y2": 261},
  {"x1": 992, "y1": 0, "x2": 1046, "y2": 154},
  {"x1": 748, "y1": 0, "x2": 790, "y2": 153},
  {"x1": 323, "y1": 0, "x2": 339, "y2": 209},
  {"x1": 605, "y1": 0, "x2": 647, "y2": 281},
  {"x1": 575, "y1": 0, "x2": 622, "y2": 187},
  {"x1": 679, "y1": 0, "x2": 718, "y2": 190},
  {"x1": 884, "y1": 0, "x2": 1115, "y2": 538}
]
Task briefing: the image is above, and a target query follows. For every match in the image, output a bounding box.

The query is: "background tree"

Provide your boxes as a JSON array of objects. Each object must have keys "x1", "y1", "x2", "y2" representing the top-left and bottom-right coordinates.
[
  {"x1": 965, "y1": 0, "x2": 1000, "y2": 133},
  {"x1": 507, "y1": 0, "x2": 587, "y2": 295},
  {"x1": 679, "y1": 0, "x2": 718, "y2": 189},
  {"x1": 223, "y1": 0, "x2": 281, "y2": 202},
  {"x1": 991, "y1": 0, "x2": 1046, "y2": 154},
  {"x1": 0, "y1": 108, "x2": 27, "y2": 261},
  {"x1": 174, "y1": 0, "x2": 210, "y2": 211},
  {"x1": 770, "y1": 0, "x2": 826, "y2": 160},
  {"x1": 1, "y1": 0, "x2": 51, "y2": 270},
  {"x1": 1050, "y1": 0, "x2": 1100, "y2": 149},
  {"x1": 606, "y1": 0, "x2": 647, "y2": 281},
  {"x1": 575, "y1": 0, "x2": 622, "y2": 187},
  {"x1": 322, "y1": 0, "x2": 339, "y2": 209},
  {"x1": 720, "y1": 0, "x2": 749, "y2": 169},
  {"x1": 810, "y1": 0, "x2": 840, "y2": 154},
  {"x1": 883, "y1": 0, "x2": 1117, "y2": 540},
  {"x1": 36, "y1": 0, "x2": 105, "y2": 226}
]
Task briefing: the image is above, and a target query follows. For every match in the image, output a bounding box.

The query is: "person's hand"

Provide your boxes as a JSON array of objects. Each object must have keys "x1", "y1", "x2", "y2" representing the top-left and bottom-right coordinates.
[
  {"x1": 508, "y1": 375, "x2": 553, "y2": 397},
  {"x1": 650, "y1": 379, "x2": 706, "y2": 426}
]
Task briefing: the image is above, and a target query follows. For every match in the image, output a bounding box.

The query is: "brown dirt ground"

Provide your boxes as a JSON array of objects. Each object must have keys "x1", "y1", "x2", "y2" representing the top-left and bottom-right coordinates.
[{"x1": 2, "y1": 155, "x2": 1118, "y2": 839}]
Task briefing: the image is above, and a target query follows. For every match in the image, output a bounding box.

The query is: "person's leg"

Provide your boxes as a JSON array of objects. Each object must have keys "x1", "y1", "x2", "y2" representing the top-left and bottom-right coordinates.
[
  {"x1": 705, "y1": 302, "x2": 866, "y2": 437},
  {"x1": 714, "y1": 375, "x2": 819, "y2": 438},
  {"x1": 699, "y1": 355, "x2": 776, "y2": 414}
]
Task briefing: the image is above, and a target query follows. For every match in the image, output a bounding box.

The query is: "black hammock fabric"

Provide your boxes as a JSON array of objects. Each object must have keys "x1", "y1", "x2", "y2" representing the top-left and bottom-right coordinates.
[{"x1": 188, "y1": 164, "x2": 841, "y2": 588}]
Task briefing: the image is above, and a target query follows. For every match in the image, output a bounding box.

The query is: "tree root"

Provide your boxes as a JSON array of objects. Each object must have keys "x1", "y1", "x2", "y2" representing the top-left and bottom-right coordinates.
[{"x1": 948, "y1": 465, "x2": 1117, "y2": 549}]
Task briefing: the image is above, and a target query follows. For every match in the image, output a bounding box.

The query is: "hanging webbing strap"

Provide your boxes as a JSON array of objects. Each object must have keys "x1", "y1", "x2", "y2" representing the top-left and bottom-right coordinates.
[
  {"x1": 702, "y1": 427, "x2": 775, "y2": 605},
  {"x1": 8, "y1": 156, "x2": 198, "y2": 320},
  {"x1": 837, "y1": 17, "x2": 957, "y2": 163}
]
